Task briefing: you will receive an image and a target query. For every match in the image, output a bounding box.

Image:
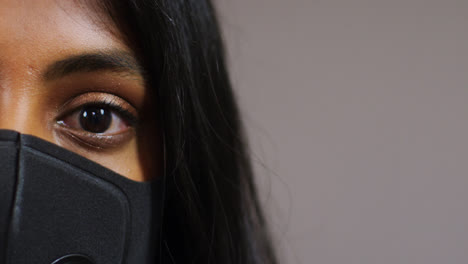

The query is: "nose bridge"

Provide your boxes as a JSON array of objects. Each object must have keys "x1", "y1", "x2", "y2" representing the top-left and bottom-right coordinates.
[{"x1": 0, "y1": 79, "x2": 47, "y2": 137}]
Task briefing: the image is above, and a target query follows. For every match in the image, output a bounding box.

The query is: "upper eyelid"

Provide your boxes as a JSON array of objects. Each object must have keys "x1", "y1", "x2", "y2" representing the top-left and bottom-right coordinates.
[
  {"x1": 56, "y1": 92, "x2": 139, "y2": 124},
  {"x1": 44, "y1": 69, "x2": 146, "y2": 112},
  {"x1": 57, "y1": 92, "x2": 138, "y2": 116}
]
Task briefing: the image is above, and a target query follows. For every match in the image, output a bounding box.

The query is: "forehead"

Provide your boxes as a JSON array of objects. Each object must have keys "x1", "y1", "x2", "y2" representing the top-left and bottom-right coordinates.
[{"x1": 0, "y1": 0, "x2": 127, "y2": 63}]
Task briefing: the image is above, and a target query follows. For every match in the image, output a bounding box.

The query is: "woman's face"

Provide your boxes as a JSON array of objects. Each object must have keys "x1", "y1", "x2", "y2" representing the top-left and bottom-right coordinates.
[{"x1": 0, "y1": 0, "x2": 156, "y2": 181}]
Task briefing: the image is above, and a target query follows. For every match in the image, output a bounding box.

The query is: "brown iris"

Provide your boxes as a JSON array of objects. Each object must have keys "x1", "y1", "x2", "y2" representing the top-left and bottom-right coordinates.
[{"x1": 79, "y1": 106, "x2": 112, "y2": 133}]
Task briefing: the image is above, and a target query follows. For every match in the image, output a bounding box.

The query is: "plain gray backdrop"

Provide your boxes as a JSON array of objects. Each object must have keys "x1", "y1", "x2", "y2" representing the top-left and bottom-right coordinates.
[{"x1": 217, "y1": 1, "x2": 468, "y2": 263}]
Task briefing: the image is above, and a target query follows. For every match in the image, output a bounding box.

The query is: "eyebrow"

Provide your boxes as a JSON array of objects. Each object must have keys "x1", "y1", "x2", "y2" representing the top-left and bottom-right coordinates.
[{"x1": 43, "y1": 50, "x2": 144, "y2": 81}]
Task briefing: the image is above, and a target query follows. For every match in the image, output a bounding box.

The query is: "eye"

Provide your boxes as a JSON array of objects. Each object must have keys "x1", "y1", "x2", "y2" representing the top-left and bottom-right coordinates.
[
  {"x1": 55, "y1": 93, "x2": 139, "y2": 150},
  {"x1": 60, "y1": 104, "x2": 131, "y2": 135}
]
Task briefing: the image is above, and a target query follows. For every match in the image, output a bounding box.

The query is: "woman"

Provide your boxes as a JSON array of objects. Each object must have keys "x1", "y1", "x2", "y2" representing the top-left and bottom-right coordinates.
[{"x1": 0, "y1": 0, "x2": 276, "y2": 263}]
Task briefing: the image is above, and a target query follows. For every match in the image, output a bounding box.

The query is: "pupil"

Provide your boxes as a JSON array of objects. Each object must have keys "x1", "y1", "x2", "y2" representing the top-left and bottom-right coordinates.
[{"x1": 79, "y1": 106, "x2": 112, "y2": 133}]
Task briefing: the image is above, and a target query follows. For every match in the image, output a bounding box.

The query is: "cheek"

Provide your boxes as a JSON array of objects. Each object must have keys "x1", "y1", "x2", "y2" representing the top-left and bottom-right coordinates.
[{"x1": 55, "y1": 136, "x2": 148, "y2": 181}]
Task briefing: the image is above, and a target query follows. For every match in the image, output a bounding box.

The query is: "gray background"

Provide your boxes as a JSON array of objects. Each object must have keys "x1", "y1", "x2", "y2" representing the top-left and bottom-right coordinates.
[{"x1": 217, "y1": 1, "x2": 468, "y2": 263}]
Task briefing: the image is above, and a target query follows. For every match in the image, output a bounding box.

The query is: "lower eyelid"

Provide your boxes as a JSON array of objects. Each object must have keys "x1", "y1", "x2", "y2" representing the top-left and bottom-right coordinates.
[{"x1": 54, "y1": 121, "x2": 136, "y2": 151}]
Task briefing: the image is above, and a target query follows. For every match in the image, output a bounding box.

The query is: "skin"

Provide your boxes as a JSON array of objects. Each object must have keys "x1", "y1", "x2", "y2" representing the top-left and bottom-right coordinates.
[{"x1": 0, "y1": 0, "x2": 157, "y2": 181}]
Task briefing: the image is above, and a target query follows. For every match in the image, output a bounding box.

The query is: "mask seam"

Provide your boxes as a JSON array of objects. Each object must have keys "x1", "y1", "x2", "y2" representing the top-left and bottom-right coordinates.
[{"x1": 4, "y1": 133, "x2": 20, "y2": 264}]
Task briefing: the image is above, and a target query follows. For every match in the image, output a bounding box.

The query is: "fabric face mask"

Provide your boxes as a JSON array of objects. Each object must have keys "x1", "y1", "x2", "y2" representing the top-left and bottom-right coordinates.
[{"x1": 0, "y1": 130, "x2": 160, "y2": 264}]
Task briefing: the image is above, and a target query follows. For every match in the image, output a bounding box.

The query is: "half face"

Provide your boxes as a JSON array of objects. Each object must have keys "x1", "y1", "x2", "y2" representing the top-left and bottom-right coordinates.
[{"x1": 0, "y1": 0, "x2": 157, "y2": 181}]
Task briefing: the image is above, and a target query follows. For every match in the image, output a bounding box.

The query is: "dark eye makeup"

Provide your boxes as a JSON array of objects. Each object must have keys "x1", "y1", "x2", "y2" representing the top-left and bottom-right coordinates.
[{"x1": 54, "y1": 92, "x2": 139, "y2": 151}]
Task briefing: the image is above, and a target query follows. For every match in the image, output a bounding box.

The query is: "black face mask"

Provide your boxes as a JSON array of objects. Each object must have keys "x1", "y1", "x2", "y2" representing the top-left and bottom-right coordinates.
[{"x1": 0, "y1": 130, "x2": 160, "y2": 264}]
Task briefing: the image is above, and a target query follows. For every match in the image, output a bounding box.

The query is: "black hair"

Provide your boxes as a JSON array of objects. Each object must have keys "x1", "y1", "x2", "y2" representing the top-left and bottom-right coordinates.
[{"x1": 98, "y1": 1, "x2": 277, "y2": 263}]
